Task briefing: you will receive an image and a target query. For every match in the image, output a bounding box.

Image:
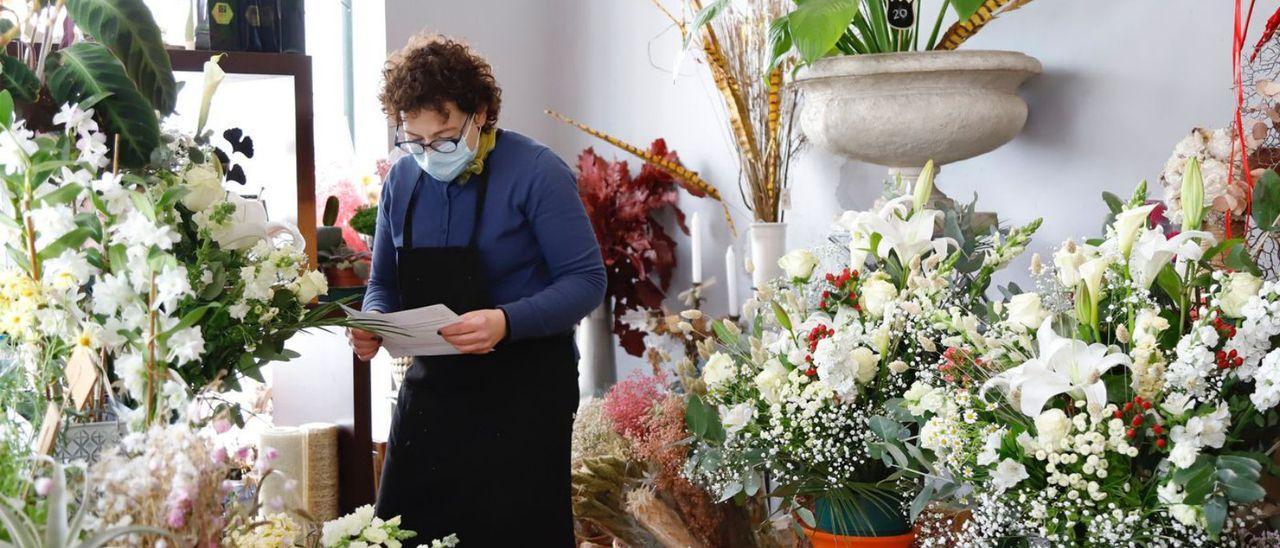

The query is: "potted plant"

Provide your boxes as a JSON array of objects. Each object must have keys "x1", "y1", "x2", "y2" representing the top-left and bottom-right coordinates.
[
  {"x1": 349, "y1": 203, "x2": 378, "y2": 250},
  {"x1": 714, "y1": 0, "x2": 1042, "y2": 203},
  {"x1": 317, "y1": 196, "x2": 369, "y2": 289},
  {"x1": 684, "y1": 175, "x2": 1042, "y2": 546},
  {"x1": 0, "y1": 0, "x2": 176, "y2": 167}
]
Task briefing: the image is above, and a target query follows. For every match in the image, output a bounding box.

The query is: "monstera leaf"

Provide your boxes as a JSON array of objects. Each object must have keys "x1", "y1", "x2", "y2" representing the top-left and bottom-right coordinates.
[
  {"x1": 0, "y1": 55, "x2": 39, "y2": 103},
  {"x1": 65, "y1": 0, "x2": 176, "y2": 115},
  {"x1": 45, "y1": 42, "x2": 160, "y2": 167}
]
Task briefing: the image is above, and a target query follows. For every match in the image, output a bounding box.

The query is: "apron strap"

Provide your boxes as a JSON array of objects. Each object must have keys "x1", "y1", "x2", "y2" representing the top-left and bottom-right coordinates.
[{"x1": 400, "y1": 167, "x2": 491, "y2": 251}]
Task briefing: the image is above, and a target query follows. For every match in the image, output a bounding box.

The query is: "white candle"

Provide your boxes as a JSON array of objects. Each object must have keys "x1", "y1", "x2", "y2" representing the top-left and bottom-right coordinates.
[
  {"x1": 725, "y1": 246, "x2": 739, "y2": 317},
  {"x1": 690, "y1": 212, "x2": 703, "y2": 284}
]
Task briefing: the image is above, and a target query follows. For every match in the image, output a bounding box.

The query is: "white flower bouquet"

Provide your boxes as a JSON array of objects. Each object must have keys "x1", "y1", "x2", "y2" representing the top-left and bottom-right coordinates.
[
  {"x1": 320, "y1": 505, "x2": 434, "y2": 548},
  {"x1": 910, "y1": 178, "x2": 1280, "y2": 545},
  {"x1": 684, "y1": 169, "x2": 1041, "y2": 538}
]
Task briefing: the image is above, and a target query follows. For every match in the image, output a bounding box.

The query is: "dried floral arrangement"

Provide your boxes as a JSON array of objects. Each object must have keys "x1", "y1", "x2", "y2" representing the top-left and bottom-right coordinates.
[
  {"x1": 572, "y1": 368, "x2": 785, "y2": 548},
  {"x1": 665, "y1": 0, "x2": 804, "y2": 223},
  {"x1": 577, "y1": 140, "x2": 692, "y2": 356}
]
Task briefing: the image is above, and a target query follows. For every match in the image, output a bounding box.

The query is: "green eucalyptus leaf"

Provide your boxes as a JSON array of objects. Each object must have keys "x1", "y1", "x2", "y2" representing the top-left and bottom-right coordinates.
[
  {"x1": 0, "y1": 55, "x2": 39, "y2": 103},
  {"x1": 0, "y1": 89, "x2": 12, "y2": 129},
  {"x1": 1252, "y1": 169, "x2": 1280, "y2": 231},
  {"x1": 45, "y1": 42, "x2": 160, "y2": 168},
  {"x1": 65, "y1": 0, "x2": 177, "y2": 114},
  {"x1": 1203, "y1": 496, "x2": 1227, "y2": 539}
]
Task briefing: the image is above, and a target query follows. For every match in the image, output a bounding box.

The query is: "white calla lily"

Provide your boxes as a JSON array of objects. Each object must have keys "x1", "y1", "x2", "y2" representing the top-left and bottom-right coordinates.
[
  {"x1": 1114, "y1": 204, "x2": 1156, "y2": 258},
  {"x1": 984, "y1": 318, "x2": 1132, "y2": 416},
  {"x1": 1128, "y1": 227, "x2": 1214, "y2": 289}
]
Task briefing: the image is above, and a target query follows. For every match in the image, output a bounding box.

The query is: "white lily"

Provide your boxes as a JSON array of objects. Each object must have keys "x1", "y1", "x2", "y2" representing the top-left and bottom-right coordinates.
[
  {"x1": 197, "y1": 54, "x2": 227, "y2": 135},
  {"x1": 984, "y1": 318, "x2": 1132, "y2": 416},
  {"x1": 1115, "y1": 204, "x2": 1157, "y2": 258},
  {"x1": 837, "y1": 196, "x2": 954, "y2": 266},
  {"x1": 1128, "y1": 226, "x2": 1215, "y2": 289}
]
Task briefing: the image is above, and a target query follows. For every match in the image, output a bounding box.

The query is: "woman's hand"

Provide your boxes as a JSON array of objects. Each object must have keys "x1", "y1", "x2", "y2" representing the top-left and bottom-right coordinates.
[
  {"x1": 440, "y1": 309, "x2": 507, "y2": 354},
  {"x1": 348, "y1": 313, "x2": 383, "y2": 361}
]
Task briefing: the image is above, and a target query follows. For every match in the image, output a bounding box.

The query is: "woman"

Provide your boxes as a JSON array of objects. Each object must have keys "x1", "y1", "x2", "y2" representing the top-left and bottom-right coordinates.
[{"x1": 347, "y1": 33, "x2": 605, "y2": 546}]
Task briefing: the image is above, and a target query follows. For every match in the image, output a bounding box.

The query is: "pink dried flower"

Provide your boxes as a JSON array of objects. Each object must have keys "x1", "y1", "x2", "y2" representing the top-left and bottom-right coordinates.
[
  {"x1": 211, "y1": 447, "x2": 228, "y2": 464},
  {"x1": 264, "y1": 447, "x2": 279, "y2": 461},
  {"x1": 234, "y1": 445, "x2": 251, "y2": 461},
  {"x1": 602, "y1": 371, "x2": 668, "y2": 439},
  {"x1": 166, "y1": 507, "x2": 187, "y2": 528},
  {"x1": 212, "y1": 419, "x2": 231, "y2": 434}
]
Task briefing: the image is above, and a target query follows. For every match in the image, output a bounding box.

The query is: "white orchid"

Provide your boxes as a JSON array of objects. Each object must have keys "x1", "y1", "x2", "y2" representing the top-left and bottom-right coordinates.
[
  {"x1": 1128, "y1": 226, "x2": 1214, "y2": 289},
  {"x1": 985, "y1": 318, "x2": 1132, "y2": 416},
  {"x1": 837, "y1": 196, "x2": 954, "y2": 266}
]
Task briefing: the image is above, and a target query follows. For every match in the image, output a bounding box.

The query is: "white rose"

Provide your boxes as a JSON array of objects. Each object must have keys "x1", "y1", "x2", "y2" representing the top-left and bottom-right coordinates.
[
  {"x1": 777, "y1": 249, "x2": 818, "y2": 281},
  {"x1": 719, "y1": 403, "x2": 756, "y2": 433},
  {"x1": 1034, "y1": 408, "x2": 1071, "y2": 448},
  {"x1": 1219, "y1": 271, "x2": 1262, "y2": 318},
  {"x1": 904, "y1": 381, "x2": 942, "y2": 416},
  {"x1": 991, "y1": 458, "x2": 1029, "y2": 493},
  {"x1": 858, "y1": 277, "x2": 898, "y2": 319},
  {"x1": 753, "y1": 359, "x2": 787, "y2": 405},
  {"x1": 291, "y1": 270, "x2": 329, "y2": 303},
  {"x1": 850, "y1": 347, "x2": 879, "y2": 384},
  {"x1": 1168, "y1": 442, "x2": 1201, "y2": 469},
  {"x1": 1161, "y1": 392, "x2": 1194, "y2": 417},
  {"x1": 181, "y1": 163, "x2": 225, "y2": 211},
  {"x1": 1169, "y1": 504, "x2": 1201, "y2": 527},
  {"x1": 1006, "y1": 293, "x2": 1049, "y2": 330},
  {"x1": 701, "y1": 352, "x2": 736, "y2": 389},
  {"x1": 362, "y1": 524, "x2": 389, "y2": 544}
]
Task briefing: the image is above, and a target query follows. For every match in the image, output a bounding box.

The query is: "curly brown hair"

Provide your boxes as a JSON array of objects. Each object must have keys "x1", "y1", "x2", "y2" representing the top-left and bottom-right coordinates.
[{"x1": 379, "y1": 32, "x2": 502, "y2": 130}]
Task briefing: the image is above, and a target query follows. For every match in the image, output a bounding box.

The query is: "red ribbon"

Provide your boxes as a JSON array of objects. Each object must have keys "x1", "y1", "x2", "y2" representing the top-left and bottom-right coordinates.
[{"x1": 1229, "y1": 0, "x2": 1258, "y2": 239}]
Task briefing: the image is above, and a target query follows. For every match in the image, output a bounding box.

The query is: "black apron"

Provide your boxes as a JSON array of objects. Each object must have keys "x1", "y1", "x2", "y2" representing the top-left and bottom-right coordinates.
[{"x1": 374, "y1": 165, "x2": 579, "y2": 546}]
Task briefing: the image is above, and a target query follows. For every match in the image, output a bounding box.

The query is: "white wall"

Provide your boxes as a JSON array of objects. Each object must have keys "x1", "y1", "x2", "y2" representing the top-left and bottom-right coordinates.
[{"x1": 379, "y1": 0, "x2": 1269, "y2": 379}]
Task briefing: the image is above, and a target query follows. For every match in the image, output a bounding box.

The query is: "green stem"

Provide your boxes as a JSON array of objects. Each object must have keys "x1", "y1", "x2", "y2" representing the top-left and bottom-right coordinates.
[{"x1": 926, "y1": 0, "x2": 951, "y2": 50}]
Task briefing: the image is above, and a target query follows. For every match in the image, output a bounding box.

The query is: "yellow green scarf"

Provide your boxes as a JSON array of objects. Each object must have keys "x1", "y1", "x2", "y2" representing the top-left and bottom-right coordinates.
[{"x1": 456, "y1": 129, "x2": 497, "y2": 185}]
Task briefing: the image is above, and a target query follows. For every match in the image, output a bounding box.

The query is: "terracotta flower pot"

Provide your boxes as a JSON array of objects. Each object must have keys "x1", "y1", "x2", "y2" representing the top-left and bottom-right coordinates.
[{"x1": 800, "y1": 524, "x2": 916, "y2": 548}]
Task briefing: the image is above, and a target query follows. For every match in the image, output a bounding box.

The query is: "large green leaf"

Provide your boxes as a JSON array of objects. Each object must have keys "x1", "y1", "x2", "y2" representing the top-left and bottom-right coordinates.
[
  {"x1": 789, "y1": 0, "x2": 858, "y2": 63},
  {"x1": 45, "y1": 42, "x2": 160, "y2": 167},
  {"x1": 0, "y1": 55, "x2": 39, "y2": 103},
  {"x1": 65, "y1": 0, "x2": 176, "y2": 115}
]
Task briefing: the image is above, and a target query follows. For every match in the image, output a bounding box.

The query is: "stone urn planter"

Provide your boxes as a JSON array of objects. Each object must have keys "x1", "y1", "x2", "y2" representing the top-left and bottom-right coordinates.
[{"x1": 793, "y1": 50, "x2": 1041, "y2": 197}]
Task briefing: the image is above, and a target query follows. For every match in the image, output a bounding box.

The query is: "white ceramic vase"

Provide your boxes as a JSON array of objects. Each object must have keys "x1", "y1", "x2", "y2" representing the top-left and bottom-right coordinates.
[
  {"x1": 750, "y1": 222, "x2": 788, "y2": 289},
  {"x1": 793, "y1": 50, "x2": 1041, "y2": 186},
  {"x1": 578, "y1": 301, "x2": 617, "y2": 401}
]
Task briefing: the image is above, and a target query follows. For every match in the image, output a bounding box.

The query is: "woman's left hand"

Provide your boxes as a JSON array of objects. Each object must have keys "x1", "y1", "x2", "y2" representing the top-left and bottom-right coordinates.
[{"x1": 440, "y1": 309, "x2": 507, "y2": 354}]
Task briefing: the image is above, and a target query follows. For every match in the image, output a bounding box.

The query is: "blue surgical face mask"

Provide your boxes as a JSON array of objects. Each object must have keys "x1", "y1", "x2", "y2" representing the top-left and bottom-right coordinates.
[{"x1": 413, "y1": 115, "x2": 477, "y2": 182}]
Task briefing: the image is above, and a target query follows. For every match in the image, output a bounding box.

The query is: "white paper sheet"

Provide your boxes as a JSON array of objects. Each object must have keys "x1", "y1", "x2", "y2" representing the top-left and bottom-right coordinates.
[{"x1": 340, "y1": 304, "x2": 462, "y2": 357}]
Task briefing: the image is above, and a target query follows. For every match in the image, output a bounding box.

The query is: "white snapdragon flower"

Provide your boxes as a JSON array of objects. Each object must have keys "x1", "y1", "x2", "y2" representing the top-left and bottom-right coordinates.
[
  {"x1": 154, "y1": 266, "x2": 192, "y2": 312},
  {"x1": 27, "y1": 204, "x2": 77, "y2": 248}
]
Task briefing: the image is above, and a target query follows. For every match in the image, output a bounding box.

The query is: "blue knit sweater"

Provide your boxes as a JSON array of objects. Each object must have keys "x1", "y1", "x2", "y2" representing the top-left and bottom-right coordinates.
[{"x1": 362, "y1": 130, "x2": 606, "y2": 342}]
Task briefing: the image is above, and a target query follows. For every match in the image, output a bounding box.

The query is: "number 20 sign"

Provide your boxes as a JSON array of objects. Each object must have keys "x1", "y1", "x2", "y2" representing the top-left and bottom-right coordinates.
[{"x1": 887, "y1": 0, "x2": 914, "y2": 29}]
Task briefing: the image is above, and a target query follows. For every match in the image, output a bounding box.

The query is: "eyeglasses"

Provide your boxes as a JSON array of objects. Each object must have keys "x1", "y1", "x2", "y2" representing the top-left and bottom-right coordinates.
[{"x1": 395, "y1": 114, "x2": 473, "y2": 155}]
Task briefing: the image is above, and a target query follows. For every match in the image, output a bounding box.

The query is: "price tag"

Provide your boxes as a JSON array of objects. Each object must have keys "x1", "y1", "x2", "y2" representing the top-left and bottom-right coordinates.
[
  {"x1": 65, "y1": 346, "x2": 99, "y2": 412},
  {"x1": 35, "y1": 402, "x2": 61, "y2": 456},
  {"x1": 887, "y1": 0, "x2": 915, "y2": 29}
]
